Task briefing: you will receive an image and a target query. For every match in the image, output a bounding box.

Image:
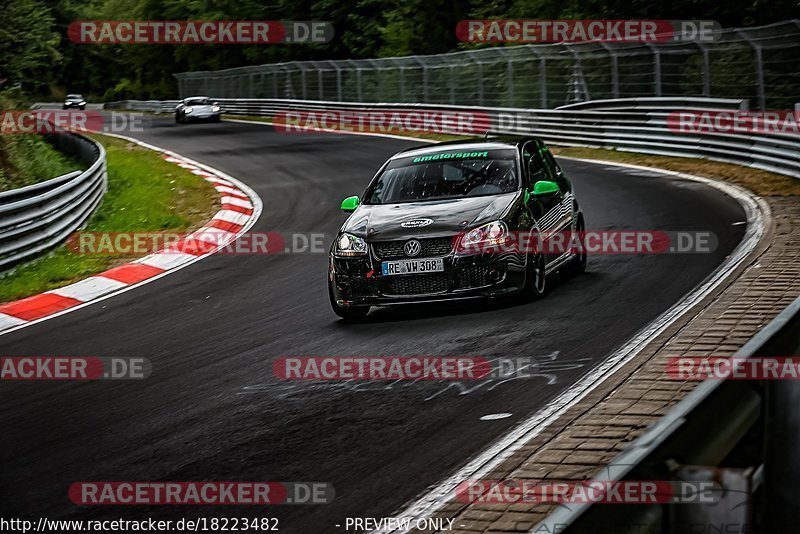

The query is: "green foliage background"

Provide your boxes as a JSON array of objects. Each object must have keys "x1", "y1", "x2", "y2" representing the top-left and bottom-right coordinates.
[{"x1": 0, "y1": 0, "x2": 797, "y2": 100}]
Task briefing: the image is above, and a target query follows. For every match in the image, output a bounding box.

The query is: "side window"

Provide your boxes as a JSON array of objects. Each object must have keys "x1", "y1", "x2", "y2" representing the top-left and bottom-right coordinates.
[
  {"x1": 522, "y1": 142, "x2": 548, "y2": 186},
  {"x1": 543, "y1": 150, "x2": 569, "y2": 190}
]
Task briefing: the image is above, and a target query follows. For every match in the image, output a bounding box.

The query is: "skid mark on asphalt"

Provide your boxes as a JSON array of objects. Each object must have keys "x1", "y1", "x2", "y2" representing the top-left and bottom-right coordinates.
[{"x1": 236, "y1": 351, "x2": 590, "y2": 402}]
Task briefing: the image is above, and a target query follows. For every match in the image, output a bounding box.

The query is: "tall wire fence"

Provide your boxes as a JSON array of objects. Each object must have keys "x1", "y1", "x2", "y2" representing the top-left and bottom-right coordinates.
[{"x1": 175, "y1": 21, "x2": 800, "y2": 110}]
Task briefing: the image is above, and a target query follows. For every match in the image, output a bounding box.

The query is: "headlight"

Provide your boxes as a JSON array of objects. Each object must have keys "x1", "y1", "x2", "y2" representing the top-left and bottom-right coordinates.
[
  {"x1": 336, "y1": 233, "x2": 368, "y2": 257},
  {"x1": 184, "y1": 106, "x2": 194, "y2": 113},
  {"x1": 79, "y1": 101, "x2": 86, "y2": 105},
  {"x1": 212, "y1": 105, "x2": 221, "y2": 112},
  {"x1": 461, "y1": 221, "x2": 509, "y2": 248}
]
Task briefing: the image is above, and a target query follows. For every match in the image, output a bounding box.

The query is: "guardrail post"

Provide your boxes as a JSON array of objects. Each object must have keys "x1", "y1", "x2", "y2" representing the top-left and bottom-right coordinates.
[{"x1": 763, "y1": 297, "x2": 800, "y2": 531}]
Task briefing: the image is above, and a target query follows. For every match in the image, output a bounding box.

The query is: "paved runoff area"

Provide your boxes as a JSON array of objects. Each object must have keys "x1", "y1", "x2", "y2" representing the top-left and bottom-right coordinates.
[{"x1": 427, "y1": 195, "x2": 800, "y2": 532}]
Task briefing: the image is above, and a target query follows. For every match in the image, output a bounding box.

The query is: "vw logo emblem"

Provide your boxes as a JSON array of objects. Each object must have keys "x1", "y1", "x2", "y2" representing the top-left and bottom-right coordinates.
[
  {"x1": 401, "y1": 218, "x2": 433, "y2": 228},
  {"x1": 404, "y1": 239, "x2": 422, "y2": 257}
]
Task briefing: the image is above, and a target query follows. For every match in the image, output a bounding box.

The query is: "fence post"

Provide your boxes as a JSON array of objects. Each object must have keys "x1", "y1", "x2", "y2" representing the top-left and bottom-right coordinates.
[
  {"x1": 646, "y1": 43, "x2": 662, "y2": 97},
  {"x1": 334, "y1": 63, "x2": 343, "y2": 101},
  {"x1": 507, "y1": 58, "x2": 515, "y2": 107},
  {"x1": 528, "y1": 46, "x2": 547, "y2": 108},
  {"x1": 600, "y1": 43, "x2": 619, "y2": 98},
  {"x1": 449, "y1": 64, "x2": 455, "y2": 105},
  {"x1": 737, "y1": 31, "x2": 766, "y2": 109}
]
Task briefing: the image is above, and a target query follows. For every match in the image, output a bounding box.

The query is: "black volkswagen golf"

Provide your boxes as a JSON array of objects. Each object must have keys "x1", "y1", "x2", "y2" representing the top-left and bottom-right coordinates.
[{"x1": 328, "y1": 137, "x2": 586, "y2": 321}]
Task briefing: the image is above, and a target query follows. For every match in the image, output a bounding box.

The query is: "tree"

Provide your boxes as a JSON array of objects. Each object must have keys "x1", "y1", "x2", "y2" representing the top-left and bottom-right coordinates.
[{"x1": 0, "y1": 0, "x2": 61, "y2": 92}]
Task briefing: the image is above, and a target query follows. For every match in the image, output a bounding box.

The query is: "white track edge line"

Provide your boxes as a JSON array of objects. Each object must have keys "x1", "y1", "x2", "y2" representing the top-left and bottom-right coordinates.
[
  {"x1": 0, "y1": 132, "x2": 263, "y2": 338},
  {"x1": 370, "y1": 158, "x2": 768, "y2": 534}
]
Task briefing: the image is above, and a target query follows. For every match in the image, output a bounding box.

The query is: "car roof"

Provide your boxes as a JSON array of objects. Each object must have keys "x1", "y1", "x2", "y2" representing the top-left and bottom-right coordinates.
[
  {"x1": 184, "y1": 96, "x2": 209, "y2": 101},
  {"x1": 389, "y1": 136, "x2": 540, "y2": 160},
  {"x1": 66, "y1": 94, "x2": 83, "y2": 98}
]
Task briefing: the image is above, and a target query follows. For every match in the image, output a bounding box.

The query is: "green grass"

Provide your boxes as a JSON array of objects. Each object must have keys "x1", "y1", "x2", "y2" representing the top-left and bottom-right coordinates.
[
  {"x1": 0, "y1": 134, "x2": 219, "y2": 303},
  {"x1": 0, "y1": 135, "x2": 82, "y2": 192}
]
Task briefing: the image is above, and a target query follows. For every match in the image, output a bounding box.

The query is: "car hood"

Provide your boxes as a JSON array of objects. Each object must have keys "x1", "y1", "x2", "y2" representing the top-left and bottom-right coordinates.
[{"x1": 341, "y1": 192, "x2": 519, "y2": 240}]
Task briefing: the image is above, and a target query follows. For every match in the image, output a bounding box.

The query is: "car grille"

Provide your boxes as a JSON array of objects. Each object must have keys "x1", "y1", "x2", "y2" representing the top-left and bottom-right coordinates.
[
  {"x1": 379, "y1": 273, "x2": 450, "y2": 296},
  {"x1": 456, "y1": 265, "x2": 491, "y2": 289},
  {"x1": 348, "y1": 277, "x2": 371, "y2": 295},
  {"x1": 372, "y1": 237, "x2": 454, "y2": 260}
]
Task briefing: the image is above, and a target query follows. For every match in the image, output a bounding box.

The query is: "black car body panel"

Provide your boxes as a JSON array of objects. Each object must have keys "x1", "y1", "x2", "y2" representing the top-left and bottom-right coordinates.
[{"x1": 329, "y1": 137, "x2": 583, "y2": 312}]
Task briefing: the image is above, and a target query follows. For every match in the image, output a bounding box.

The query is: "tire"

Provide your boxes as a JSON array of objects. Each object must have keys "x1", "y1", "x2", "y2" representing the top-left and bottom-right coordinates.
[
  {"x1": 175, "y1": 114, "x2": 182, "y2": 124},
  {"x1": 79, "y1": 105, "x2": 85, "y2": 110},
  {"x1": 522, "y1": 250, "x2": 547, "y2": 300},
  {"x1": 562, "y1": 215, "x2": 587, "y2": 278},
  {"x1": 328, "y1": 282, "x2": 370, "y2": 322}
]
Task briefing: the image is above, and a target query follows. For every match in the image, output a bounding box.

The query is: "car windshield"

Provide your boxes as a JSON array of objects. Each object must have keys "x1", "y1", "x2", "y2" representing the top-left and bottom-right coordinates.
[
  {"x1": 185, "y1": 98, "x2": 210, "y2": 105},
  {"x1": 364, "y1": 149, "x2": 519, "y2": 204},
  {"x1": 66, "y1": 94, "x2": 83, "y2": 100}
]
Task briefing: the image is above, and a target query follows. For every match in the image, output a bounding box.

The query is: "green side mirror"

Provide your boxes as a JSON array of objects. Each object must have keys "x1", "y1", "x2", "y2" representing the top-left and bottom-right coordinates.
[
  {"x1": 340, "y1": 195, "x2": 360, "y2": 213},
  {"x1": 532, "y1": 180, "x2": 560, "y2": 197}
]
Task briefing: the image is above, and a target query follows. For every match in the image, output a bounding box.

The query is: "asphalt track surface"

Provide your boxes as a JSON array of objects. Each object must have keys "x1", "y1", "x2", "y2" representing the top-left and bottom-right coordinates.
[{"x1": 0, "y1": 118, "x2": 746, "y2": 532}]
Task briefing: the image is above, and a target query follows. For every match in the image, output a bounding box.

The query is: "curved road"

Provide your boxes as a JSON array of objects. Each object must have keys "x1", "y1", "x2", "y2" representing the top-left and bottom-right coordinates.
[{"x1": 0, "y1": 118, "x2": 746, "y2": 532}]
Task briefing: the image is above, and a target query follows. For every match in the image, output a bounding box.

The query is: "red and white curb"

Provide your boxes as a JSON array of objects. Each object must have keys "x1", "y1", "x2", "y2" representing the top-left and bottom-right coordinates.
[{"x1": 0, "y1": 136, "x2": 262, "y2": 335}]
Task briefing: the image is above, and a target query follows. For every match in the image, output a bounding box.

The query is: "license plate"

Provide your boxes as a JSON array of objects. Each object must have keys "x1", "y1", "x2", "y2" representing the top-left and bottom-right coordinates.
[{"x1": 381, "y1": 258, "x2": 444, "y2": 276}]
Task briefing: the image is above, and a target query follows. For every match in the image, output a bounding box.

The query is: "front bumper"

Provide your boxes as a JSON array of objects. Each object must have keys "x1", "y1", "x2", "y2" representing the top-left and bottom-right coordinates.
[
  {"x1": 184, "y1": 112, "x2": 221, "y2": 121},
  {"x1": 329, "y1": 249, "x2": 526, "y2": 307}
]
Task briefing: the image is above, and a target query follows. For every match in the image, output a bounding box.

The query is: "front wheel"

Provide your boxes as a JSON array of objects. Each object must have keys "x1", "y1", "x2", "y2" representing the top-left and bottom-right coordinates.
[
  {"x1": 562, "y1": 215, "x2": 587, "y2": 278},
  {"x1": 522, "y1": 251, "x2": 547, "y2": 300}
]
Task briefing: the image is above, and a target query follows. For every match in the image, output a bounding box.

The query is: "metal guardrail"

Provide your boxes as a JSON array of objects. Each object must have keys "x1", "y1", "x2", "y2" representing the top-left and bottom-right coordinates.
[
  {"x1": 105, "y1": 97, "x2": 800, "y2": 179},
  {"x1": 0, "y1": 133, "x2": 107, "y2": 270},
  {"x1": 537, "y1": 294, "x2": 800, "y2": 533}
]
